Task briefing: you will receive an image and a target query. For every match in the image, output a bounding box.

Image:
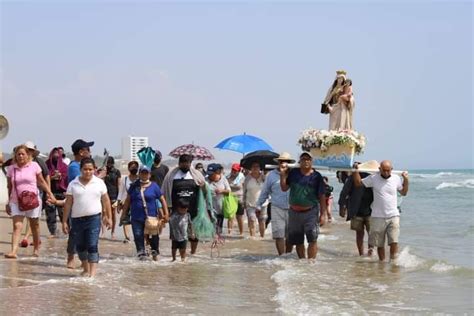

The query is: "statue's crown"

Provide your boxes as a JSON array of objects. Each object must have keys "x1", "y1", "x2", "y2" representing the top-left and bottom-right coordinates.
[{"x1": 336, "y1": 70, "x2": 347, "y2": 76}]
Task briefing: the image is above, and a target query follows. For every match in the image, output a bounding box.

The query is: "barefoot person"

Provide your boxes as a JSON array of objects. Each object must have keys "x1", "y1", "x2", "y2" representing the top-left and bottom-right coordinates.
[
  {"x1": 5, "y1": 144, "x2": 56, "y2": 259},
  {"x1": 227, "y1": 163, "x2": 245, "y2": 236},
  {"x1": 206, "y1": 163, "x2": 230, "y2": 235},
  {"x1": 169, "y1": 198, "x2": 193, "y2": 262},
  {"x1": 121, "y1": 165, "x2": 169, "y2": 261},
  {"x1": 243, "y1": 162, "x2": 266, "y2": 237},
  {"x1": 339, "y1": 170, "x2": 374, "y2": 256},
  {"x1": 162, "y1": 154, "x2": 210, "y2": 255},
  {"x1": 256, "y1": 152, "x2": 294, "y2": 255},
  {"x1": 280, "y1": 152, "x2": 327, "y2": 260},
  {"x1": 352, "y1": 160, "x2": 409, "y2": 262},
  {"x1": 62, "y1": 158, "x2": 112, "y2": 277},
  {"x1": 117, "y1": 160, "x2": 139, "y2": 243},
  {"x1": 104, "y1": 156, "x2": 121, "y2": 239},
  {"x1": 45, "y1": 147, "x2": 69, "y2": 237},
  {"x1": 66, "y1": 139, "x2": 95, "y2": 268}
]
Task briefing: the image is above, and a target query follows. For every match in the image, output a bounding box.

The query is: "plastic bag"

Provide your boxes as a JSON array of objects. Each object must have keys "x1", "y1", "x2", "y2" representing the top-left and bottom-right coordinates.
[
  {"x1": 223, "y1": 193, "x2": 238, "y2": 219},
  {"x1": 192, "y1": 183, "x2": 215, "y2": 240}
]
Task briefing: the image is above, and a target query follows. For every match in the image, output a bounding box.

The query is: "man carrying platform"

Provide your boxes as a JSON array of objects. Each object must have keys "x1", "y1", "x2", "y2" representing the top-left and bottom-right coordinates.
[{"x1": 352, "y1": 160, "x2": 409, "y2": 262}]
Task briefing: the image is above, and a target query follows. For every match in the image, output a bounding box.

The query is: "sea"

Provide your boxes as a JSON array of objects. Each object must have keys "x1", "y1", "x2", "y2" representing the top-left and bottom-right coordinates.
[{"x1": 0, "y1": 169, "x2": 472, "y2": 315}]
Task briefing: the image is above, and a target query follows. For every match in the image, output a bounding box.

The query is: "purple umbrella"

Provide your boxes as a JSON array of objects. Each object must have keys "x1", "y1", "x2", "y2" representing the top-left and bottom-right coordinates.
[{"x1": 169, "y1": 144, "x2": 215, "y2": 160}]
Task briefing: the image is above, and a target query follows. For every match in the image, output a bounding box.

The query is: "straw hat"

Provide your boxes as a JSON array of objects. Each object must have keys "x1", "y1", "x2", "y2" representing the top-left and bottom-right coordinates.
[
  {"x1": 274, "y1": 152, "x2": 296, "y2": 163},
  {"x1": 358, "y1": 160, "x2": 379, "y2": 171}
]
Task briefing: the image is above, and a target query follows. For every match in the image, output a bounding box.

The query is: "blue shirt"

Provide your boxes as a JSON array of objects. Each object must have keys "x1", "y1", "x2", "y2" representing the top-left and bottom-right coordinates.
[
  {"x1": 256, "y1": 169, "x2": 289, "y2": 210},
  {"x1": 68, "y1": 161, "x2": 80, "y2": 184},
  {"x1": 128, "y1": 182, "x2": 162, "y2": 221}
]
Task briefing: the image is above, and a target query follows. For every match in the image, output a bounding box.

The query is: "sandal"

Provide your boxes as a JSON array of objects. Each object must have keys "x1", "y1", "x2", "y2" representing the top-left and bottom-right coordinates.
[{"x1": 4, "y1": 253, "x2": 17, "y2": 259}]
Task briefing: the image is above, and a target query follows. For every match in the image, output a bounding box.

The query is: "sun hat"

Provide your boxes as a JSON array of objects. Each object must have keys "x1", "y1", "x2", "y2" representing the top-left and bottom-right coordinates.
[
  {"x1": 274, "y1": 152, "x2": 296, "y2": 163},
  {"x1": 357, "y1": 160, "x2": 380, "y2": 171},
  {"x1": 24, "y1": 141, "x2": 40, "y2": 155}
]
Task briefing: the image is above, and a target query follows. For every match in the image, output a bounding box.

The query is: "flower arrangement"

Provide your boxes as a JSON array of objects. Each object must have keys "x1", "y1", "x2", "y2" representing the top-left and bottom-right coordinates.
[{"x1": 298, "y1": 129, "x2": 366, "y2": 154}]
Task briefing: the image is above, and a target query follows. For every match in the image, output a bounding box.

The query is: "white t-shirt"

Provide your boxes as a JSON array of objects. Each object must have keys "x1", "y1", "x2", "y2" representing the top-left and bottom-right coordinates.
[
  {"x1": 66, "y1": 175, "x2": 107, "y2": 218},
  {"x1": 174, "y1": 170, "x2": 194, "y2": 180},
  {"x1": 362, "y1": 173, "x2": 403, "y2": 218}
]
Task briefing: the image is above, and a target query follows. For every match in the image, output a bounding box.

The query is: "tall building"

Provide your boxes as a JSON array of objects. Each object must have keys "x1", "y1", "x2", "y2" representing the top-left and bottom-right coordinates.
[{"x1": 122, "y1": 136, "x2": 148, "y2": 162}]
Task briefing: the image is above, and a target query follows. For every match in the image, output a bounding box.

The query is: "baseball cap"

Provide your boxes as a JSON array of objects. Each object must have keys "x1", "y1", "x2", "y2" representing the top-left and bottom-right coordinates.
[
  {"x1": 139, "y1": 165, "x2": 151, "y2": 173},
  {"x1": 299, "y1": 151, "x2": 312, "y2": 159},
  {"x1": 71, "y1": 139, "x2": 94, "y2": 154},
  {"x1": 231, "y1": 163, "x2": 241, "y2": 172},
  {"x1": 206, "y1": 163, "x2": 223, "y2": 175}
]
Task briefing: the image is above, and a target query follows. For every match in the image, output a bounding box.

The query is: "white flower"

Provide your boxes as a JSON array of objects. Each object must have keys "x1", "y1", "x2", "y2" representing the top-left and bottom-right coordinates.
[{"x1": 297, "y1": 128, "x2": 366, "y2": 154}]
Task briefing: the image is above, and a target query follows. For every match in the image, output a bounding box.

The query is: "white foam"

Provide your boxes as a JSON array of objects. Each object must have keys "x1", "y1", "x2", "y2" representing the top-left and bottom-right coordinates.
[
  {"x1": 435, "y1": 179, "x2": 474, "y2": 190},
  {"x1": 392, "y1": 247, "x2": 424, "y2": 269},
  {"x1": 430, "y1": 262, "x2": 458, "y2": 273},
  {"x1": 318, "y1": 234, "x2": 339, "y2": 241},
  {"x1": 368, "y1": 282, "x2": 388, "y2": 293}
]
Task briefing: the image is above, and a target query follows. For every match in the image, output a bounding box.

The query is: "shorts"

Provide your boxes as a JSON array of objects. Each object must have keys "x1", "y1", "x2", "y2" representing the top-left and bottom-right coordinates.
[
  {"x1": 236, "y1": 201, "x2": 244, "y2": 216},
  {"x1": 370, "y1": 216, "x2": 400, "y2": 247},
  {"x1": 246, "y1": 207, "x2": 267, "y2": 222},
  {"x1": 172, "y1": 240, "x2": 187, "y2": 250},
  {"x1": 288, "y1": 206, "x2": 319, "y2": 245},
  {"x1": 271, "y1": 206, "x2": 289, "y2": 239},
  {"x1": 350, "y1": 216, "x2": 371, "y2": 232},
  {"x1": 9, "y1": 201, "x2": 42, "y2": 218}
]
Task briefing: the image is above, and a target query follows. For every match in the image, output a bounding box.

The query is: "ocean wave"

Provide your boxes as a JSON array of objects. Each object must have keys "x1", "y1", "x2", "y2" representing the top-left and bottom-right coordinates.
[
  {"x1": 430, "y1": 262, "x2": 459, "y2": 273},
  {"x1": 435, "y1": 179, "x2": 474, "y2": 190},
  {"x1": 392, "y1": 247, "x2": 425, "y2": 269}
]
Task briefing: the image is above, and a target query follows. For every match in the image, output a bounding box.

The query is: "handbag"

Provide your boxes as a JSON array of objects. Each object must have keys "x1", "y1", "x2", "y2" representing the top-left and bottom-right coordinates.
[
  {"x1": 13, "y1": 168, "x2": 40, "y2": 211},
  {"x1": 140, "y1": 186, "x2": 160, "y2": 235},
  {"x1": 321, "y1": 103, "x2": 329, "y2": 114}
]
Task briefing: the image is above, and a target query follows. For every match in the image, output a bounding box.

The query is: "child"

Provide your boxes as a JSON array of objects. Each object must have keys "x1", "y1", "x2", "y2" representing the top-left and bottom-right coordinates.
[{"x1": 169, "y1": 198, "x2": 193, "y2": 262}]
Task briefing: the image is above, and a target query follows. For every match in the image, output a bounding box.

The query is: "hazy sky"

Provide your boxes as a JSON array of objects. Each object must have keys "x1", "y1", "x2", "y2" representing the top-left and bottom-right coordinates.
[{"x1": 1, "y1": 1, "x2": 472, "y2": 169}]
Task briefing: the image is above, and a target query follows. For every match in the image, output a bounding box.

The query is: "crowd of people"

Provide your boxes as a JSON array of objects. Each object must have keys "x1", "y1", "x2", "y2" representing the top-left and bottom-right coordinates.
[{"x1": 1, "y1": 138, "x2": 409, "y2": 277}]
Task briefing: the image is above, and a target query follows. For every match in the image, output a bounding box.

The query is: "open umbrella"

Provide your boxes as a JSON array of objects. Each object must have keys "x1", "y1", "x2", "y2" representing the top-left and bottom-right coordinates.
[
  {"x1": 240, "y1": 150, "x2": 279, "y2": 170},
  {"x1": 215, "y1": 133, "x2": 273, "y2": 154},
  {"x1": 137, "y1": 146, "x2": 156, "y2": 168},
  {"x1": 169, "y1": 144, "x2": 215, "y2": 160}
]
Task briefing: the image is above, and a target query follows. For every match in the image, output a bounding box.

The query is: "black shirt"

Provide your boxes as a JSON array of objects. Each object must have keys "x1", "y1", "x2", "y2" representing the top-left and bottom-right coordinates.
[
  {"x1": 151, "y1": 164, "x2": 169, "y2": 187},
  {"x1": 172, "y1": 178, "x2": 199, "y2": 219},
  {"x1": 104, "y1": 168, "x2": 121, "y2": 200}
]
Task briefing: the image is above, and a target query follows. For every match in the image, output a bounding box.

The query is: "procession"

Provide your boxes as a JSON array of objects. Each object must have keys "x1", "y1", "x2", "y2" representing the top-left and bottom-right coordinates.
[
  {"x1": 0, "y1": 71, "x2": 410, "y2": 278},
  {"x1": 1, "y1": 2, "x2": 472, "y2": 313}
]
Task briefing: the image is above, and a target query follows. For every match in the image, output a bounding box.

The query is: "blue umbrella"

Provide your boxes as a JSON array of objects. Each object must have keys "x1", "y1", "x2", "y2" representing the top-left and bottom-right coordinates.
[
  {"x1": 214, "y1": 133, "x2": 273, "y2": 154},
  {"x1": 137, "y1": 146, "x2": 156, "y2": 168}
]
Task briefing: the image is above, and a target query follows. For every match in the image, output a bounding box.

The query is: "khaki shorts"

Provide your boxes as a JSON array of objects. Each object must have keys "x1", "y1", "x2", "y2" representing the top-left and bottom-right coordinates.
[
  {"x1": 370, "y1": 216, "x2": 400, "y2": 247},
  {"x1": 271, "y1": 206, "x2": 289, "y2": 239},
  {"x1": 350, "y1": 216, "x2": 371, "y2": 232}
]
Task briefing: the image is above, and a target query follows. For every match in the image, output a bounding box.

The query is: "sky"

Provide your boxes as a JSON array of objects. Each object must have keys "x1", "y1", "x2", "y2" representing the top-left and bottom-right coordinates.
[{"x1": 1, "y1": 0, "x2": 472, "y2": 170}]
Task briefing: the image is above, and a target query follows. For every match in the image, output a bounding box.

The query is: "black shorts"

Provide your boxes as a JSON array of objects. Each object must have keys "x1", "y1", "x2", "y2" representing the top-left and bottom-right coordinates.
[
  {"x1": 236, "y1": 201, "x2": 244, "y2": 216},
  {"x1": 172, "y1": 240, "x2": 187, "y2": 250},
  {"x1": 288, "y1": 207, "x2": 319, "y2": 245}
]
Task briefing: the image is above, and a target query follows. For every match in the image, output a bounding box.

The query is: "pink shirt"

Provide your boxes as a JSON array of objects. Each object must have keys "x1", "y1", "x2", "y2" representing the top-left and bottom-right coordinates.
[{"x1": 7, "y1": 162, "x2": 41, "y2": 204}]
